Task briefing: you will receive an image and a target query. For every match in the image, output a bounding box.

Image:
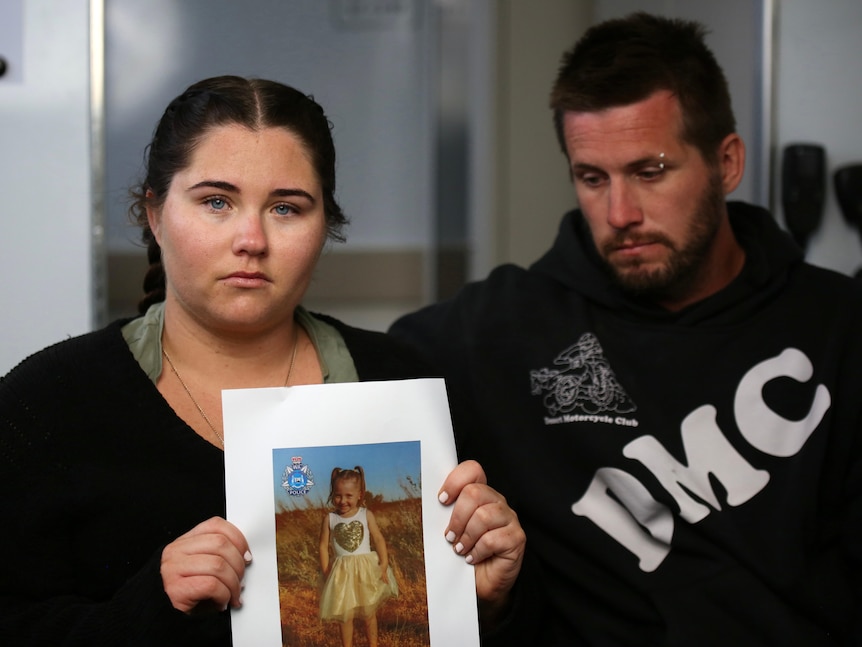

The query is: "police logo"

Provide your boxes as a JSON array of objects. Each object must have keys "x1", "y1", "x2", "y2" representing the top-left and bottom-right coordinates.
[{"x1": 282, "y1": 456, "x2": 315, "y2": 496}]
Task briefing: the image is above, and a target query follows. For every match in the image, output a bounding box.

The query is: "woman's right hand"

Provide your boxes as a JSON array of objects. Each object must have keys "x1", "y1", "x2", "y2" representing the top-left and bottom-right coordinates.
[
  {"x1": 160, "y1": 517, "x2": 252, "y2": 614},
  {"x1": 438, "y1": 460, "x2": 525, "y2": 621}
]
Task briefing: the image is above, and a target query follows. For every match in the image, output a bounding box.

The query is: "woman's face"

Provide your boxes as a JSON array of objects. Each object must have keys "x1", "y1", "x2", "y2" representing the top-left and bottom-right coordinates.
[{"x1": 148, "y1": 124, "x2": 328, "y2": 336}]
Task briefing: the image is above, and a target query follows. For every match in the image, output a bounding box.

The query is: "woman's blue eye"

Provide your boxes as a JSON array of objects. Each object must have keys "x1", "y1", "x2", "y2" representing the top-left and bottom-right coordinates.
[
  {"x1": 208, "y1": 197, "x2": 227, "y2": 210},
  {"x1": 275, "y1": 204, "x2": 293, "y2": 216}
]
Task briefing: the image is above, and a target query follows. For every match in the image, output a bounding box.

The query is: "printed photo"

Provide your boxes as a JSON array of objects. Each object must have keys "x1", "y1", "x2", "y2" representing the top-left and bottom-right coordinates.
[
  {"x1": 224, "y1": 379, "x2": 479, "y2": 647},
  {"x1": 272, "y1": 441, "x2": 429, "y2": 647}
]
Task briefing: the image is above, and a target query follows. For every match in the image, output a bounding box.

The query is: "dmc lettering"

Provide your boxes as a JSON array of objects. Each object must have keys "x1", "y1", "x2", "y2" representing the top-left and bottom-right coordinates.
[{"x1": 571, "y1": 348, "x2": 830, "y2": 572}]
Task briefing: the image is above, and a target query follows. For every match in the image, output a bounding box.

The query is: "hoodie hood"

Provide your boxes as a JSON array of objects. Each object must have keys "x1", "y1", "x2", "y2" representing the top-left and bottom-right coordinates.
[{"x1": 529, "y1": 201, "x2": 805, "y2": 326}]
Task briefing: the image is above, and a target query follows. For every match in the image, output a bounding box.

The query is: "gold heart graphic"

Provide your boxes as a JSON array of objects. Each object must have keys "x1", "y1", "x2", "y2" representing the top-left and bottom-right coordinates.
[{"x1": 333, "y1": 520, "x2": 364, "y2": 553}]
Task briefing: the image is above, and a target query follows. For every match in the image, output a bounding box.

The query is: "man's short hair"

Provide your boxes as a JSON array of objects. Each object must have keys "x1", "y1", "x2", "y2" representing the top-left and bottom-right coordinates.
[{"x1": 550, "y1": 12, "x2": 736, "y2": 163}]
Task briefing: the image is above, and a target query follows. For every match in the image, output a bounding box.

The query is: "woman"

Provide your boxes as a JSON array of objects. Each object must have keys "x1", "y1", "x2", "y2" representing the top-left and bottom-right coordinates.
[{"x1": 0, "y1": 76, "x2": 524, "y2": 645}]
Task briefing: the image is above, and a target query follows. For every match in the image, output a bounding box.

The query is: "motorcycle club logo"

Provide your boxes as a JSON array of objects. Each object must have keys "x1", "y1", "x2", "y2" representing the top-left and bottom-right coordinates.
[
  {"x1": 530, "y1": 333, "x2": 637, "y2": 423},
  {"x1": 282, "y1": 456, "x2": 315, "y2": 496}
]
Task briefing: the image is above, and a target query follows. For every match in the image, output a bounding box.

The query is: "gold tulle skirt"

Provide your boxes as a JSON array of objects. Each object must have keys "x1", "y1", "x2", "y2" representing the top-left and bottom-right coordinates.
[{"x1": 319, "y1": 552, "x2": 397, "y2": 622}]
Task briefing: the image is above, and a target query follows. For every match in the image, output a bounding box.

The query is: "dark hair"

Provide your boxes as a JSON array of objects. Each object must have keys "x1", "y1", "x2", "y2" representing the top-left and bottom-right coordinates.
[
  {"x1": 327, "y1": 466, "x2": 367, "y2": 506},
  {"x1": 550, "y1": 12, "x2": 735, "y2": 163},
  {"x1": 129, "y1": 75, "x2": 348, "y2": 314}
]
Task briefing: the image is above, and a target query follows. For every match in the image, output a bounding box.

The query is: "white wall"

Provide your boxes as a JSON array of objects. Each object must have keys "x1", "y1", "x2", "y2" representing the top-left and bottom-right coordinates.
[
  {"x1": 773, "y1": 0, "x2": 862, "y2": 277},
  {"x1": 480, "y1": 0, "x2": 591, "y2": 272},
  {"x1": 0, "y1": 0, "x2": 93, "y2": 376}
]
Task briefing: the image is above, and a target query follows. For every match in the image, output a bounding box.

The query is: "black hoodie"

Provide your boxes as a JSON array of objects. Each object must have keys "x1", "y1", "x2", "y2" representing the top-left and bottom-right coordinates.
[{"x1": 391, "y1": 202, "x2": 862, "y2": 646}]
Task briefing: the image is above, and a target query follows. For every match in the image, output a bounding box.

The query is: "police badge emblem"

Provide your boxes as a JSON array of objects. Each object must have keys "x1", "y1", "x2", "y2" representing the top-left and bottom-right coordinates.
[{"x1": 281, "y1": 456, "x2": 315, "y2": 497}]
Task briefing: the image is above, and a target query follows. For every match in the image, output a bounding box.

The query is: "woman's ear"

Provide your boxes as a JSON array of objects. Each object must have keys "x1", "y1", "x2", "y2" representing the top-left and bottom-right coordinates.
[
  {"x1": 145, "y1": 190, "x2": 161, "y2": 243},
  {"x1": 718, "y1": 133, "x2": 746, "y2": 195}
]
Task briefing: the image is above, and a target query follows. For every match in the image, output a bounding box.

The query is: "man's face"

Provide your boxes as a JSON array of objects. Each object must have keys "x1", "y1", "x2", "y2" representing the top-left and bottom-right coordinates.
[{"x1": 562, "y1": 90, "x2": 736, "y2": 309}]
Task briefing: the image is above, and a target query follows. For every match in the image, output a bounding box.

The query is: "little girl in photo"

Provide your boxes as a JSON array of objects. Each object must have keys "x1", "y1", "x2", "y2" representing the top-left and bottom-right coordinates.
[{"x1": 319, "y1": 466, "x2": 396, "y2": 647}]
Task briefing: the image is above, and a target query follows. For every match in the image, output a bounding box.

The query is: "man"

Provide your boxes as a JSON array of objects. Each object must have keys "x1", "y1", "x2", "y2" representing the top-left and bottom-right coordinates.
[{"x1": 390, "y1": 12, "x2": 862, "y2": 646}]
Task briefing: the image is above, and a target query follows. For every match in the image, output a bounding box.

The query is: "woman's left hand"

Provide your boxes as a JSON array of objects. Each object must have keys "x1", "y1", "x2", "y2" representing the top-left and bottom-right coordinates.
[{"x1": 438, "y1": 460, "x2": 525, "y2": 616}]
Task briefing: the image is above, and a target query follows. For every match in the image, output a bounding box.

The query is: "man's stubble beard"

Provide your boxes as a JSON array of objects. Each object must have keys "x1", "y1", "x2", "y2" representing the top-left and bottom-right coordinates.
[{"x1": 599, "y1": 173, "x2": 726, "y2": 304}]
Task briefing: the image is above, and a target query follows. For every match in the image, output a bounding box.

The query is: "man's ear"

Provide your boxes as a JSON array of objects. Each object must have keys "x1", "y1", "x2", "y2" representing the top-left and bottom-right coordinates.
[{"x1": 718, "y1": 133, "x2": 745, "y2": 195}]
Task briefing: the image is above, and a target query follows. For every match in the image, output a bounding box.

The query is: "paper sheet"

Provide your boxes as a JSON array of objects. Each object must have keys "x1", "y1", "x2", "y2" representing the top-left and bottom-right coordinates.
[{"x1": 223, "y1": 378, "x2": 479, "y2": 646}]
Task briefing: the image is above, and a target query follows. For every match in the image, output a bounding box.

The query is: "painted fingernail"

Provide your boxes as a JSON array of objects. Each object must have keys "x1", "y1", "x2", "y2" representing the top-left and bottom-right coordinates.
[
  {"x1": 465, "y1": 554, "x2": 474, "y2": 565},
  {"x1": 244, "y1": 550, "x2": 253, "y2": 563},
  {"x1": 438, "y1": 491, "x2": 449, "y2": 504},
  {"x1": 445, "y1": 530, "x2": 456, "y2": 543},
  {"x1": 455, "y1": 542, "x2": 464, "y2": 554}
]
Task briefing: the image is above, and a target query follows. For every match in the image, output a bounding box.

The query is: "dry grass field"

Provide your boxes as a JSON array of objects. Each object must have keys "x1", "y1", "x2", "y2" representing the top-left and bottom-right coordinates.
[{"x1": 275, "y1": 494, "x2": 430, "y2": 647}]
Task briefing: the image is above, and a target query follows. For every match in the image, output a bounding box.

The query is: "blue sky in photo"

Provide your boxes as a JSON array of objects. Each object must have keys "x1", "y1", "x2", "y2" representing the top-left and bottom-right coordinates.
[{"x1": 272, "y1": 440, "x2": 421, "y2": 511}]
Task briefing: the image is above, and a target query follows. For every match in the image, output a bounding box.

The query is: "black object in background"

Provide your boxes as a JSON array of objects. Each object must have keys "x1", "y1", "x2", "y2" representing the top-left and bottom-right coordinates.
[
  {"x1": 782, "y1": 144, "x2": 826, "y2": 251},
  {"x1": 834, "y1": 164, "x2": 862, "y2": 231},
  {"x1": 834, "y1": 163, "x2": 862, "y2": 279}
]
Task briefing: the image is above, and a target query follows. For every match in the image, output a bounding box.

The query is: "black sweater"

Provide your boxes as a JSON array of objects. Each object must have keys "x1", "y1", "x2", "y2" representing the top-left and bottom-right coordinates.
[
  {"x1": 392, "y1": 202, "x2": 862, "y2": 646},
  {"x1": 0, "y1": 315, "x2": 426, "y2": 646}
]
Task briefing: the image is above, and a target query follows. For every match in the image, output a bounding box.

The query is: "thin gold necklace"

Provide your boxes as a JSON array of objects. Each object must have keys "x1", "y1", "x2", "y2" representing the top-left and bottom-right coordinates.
[{"x1": 162, "y1": 326, "x2": 300, "y2": 446}]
